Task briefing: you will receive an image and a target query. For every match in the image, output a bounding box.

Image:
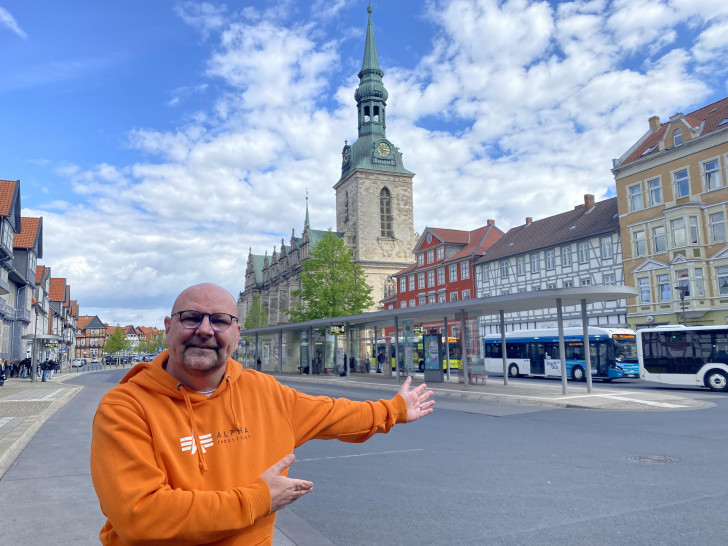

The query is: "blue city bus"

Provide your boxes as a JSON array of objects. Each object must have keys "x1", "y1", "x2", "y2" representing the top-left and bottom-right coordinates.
[{"x1": 483, "y1": 327, "x2": 632, "y2": 382}]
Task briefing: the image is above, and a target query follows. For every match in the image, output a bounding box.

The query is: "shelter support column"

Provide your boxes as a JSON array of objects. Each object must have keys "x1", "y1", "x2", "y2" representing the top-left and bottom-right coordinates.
[
  {"x1": 460, "y1": 310, "x2": 469, "y2": 390},
  {"x1": 581, "y1": 299, "x2": 592, "y2": 393},
  {"x1": 500, "y1": 309, "x2": 507, "y2": 386},
  {"x1": 556, "y1": 298, "x2": 567, "y2": 395}
]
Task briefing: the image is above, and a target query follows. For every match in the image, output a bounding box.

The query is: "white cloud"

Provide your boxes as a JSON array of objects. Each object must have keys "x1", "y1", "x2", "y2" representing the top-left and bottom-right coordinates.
[{"x1": 0, "y1": 6, "x2": 27, "y2": 38}]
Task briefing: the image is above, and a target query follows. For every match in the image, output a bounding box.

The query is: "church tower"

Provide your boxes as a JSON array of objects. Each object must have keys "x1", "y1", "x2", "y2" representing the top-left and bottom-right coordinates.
[{"x1": 334, "y1": 6, "x2": 417, "y2": 308}]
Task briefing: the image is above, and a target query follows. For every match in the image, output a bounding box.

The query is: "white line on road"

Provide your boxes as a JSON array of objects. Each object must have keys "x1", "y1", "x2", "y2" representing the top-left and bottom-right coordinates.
[
  {"x1": 0, "y1": 417, "x2": 13, "y2": 427},
  {"x1": 296, "y1": 449, "x2": 424, "y2": 463},
  {"x1": 594, "y1": 394, "x2": 686, "y2": 408}
]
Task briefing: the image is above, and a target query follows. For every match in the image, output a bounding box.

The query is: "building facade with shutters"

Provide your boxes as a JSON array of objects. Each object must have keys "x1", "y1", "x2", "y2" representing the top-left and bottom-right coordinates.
[{"x1": 612, "y1": 97, "x2": 728, "y2": 328}]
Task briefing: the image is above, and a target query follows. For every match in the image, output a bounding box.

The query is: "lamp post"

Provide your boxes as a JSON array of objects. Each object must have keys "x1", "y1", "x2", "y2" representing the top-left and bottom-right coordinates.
[
  {"x1": 675, "y1": 285, "x2": 689, "y2": 326},
  {"x1": 30, "y1": 309, "x2": 39, "y2": 382}
]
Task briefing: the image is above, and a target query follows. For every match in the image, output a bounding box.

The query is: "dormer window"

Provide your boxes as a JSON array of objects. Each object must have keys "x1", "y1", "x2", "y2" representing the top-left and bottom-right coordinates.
[{"x1": 673, "y1": 128, "x2": 683, "y2": 146}]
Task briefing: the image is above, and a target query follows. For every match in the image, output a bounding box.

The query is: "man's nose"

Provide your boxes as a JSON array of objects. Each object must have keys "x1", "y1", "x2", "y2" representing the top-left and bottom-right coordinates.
[{"x1": 195, "y1": 315, "x2": 215, "y2": 335}]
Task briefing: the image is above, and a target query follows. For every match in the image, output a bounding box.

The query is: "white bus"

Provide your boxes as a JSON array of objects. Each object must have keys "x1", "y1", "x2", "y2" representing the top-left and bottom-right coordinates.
[
  {"x1": 483, "y1": 327, "x2": 636, "y2": 381},
  {"x1": 637, "y1": 325, "x2": 728, "y2": 392}
]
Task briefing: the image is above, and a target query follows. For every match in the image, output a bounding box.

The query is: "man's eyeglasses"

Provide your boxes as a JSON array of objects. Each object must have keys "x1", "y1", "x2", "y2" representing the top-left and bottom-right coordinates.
[{"x1": 172, "y1": 310, "x2": 239, "y2": 332}]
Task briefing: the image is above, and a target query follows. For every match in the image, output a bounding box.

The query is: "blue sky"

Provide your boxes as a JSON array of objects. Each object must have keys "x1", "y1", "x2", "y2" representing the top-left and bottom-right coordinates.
[{"x1": 2, "y1": 0, "x2": 728, "y2": 327}]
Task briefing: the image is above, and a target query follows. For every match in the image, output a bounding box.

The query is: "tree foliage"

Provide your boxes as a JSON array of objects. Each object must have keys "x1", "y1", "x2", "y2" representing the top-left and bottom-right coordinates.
[
  {"x1": 103, "y1": 326, "x2": 129, "y2": 356},
  {"x1": 137, "y1": 333, "x2": 166, "y2": 354},
  {"x1": 244, "y1": 294, "x2": 268, "y2": 329},
  {"x1": 287, "y1": 230, "x2": 373, "y2": 322}
]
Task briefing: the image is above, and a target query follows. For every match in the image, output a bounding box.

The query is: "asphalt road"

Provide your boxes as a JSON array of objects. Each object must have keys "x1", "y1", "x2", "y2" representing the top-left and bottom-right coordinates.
[{"x1": 1, "y1": 370, "x2": 726, "y2": 545}]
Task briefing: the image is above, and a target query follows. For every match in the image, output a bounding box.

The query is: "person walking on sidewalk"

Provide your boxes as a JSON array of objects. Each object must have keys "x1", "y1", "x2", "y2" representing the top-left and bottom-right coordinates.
[{"x1": 90, "y1": 282, "x2": 434, "y2": 546}]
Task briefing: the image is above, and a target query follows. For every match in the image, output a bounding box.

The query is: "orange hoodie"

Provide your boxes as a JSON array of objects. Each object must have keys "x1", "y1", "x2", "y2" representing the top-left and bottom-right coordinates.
[{"x1": 90, "y1": 351, "x2": 408, "y2": 545}]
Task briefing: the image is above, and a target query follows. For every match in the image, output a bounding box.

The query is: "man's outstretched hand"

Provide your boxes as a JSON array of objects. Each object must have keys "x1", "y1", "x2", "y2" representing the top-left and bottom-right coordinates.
[
  {"x1": 260, "y1": 454, "x2": 313, "y2": 513},
  {"x1": 398, "y1": 376, "x2": 435, "y2": 422}
]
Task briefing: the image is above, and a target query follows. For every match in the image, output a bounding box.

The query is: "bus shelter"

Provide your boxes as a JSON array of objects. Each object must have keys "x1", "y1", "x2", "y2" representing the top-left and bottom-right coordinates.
[{"x1": 239, "y1": 286, "x2": 637, "y2": 395}]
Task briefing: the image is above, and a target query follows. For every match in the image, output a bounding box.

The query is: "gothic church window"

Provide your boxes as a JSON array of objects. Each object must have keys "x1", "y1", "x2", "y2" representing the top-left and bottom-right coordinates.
[{"x1": 380, "y1": 187, "x2": 393, "y2": 237}]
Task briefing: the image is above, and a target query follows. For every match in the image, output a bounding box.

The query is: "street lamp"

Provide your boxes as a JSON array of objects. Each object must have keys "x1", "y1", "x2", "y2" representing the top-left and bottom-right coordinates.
[{"x1": 675, "y1": 285, "x2": 690, "y2": 326}]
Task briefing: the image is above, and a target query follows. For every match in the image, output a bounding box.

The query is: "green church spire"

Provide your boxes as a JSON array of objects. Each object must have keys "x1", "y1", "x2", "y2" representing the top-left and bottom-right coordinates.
[{"x1": 354, "y1": 5, "x2": 388, "y2": 138}]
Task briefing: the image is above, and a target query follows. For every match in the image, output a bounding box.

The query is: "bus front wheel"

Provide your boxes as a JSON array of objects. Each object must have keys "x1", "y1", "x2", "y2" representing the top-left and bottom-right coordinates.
[
  {"x1": 705, "y1": 369, "x2": 728, "y2": 392},
  {"x1": 508, "y1": 364, "x2": 519, "y2": 378},
  {"x1": 571, "y1": 366, "x2": 585, "y2": 382}
]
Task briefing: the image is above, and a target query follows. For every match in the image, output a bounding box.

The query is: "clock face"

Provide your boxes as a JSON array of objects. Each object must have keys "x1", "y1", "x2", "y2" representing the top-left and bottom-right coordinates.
[{"x1": 376, "y1": 142, "x2": 391, "y2": 157}]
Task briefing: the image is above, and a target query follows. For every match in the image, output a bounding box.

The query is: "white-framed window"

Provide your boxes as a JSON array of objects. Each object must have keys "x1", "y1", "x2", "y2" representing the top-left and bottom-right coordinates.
[
  {"x1": 517, "y1": 256, "x2": 526, "y2": 275},
  {"x1": 401, "y1": 301, "x2": 407, "y2": 309},
  {"x1": 450, "y1": 292, "x2": 458, "y2": 302},
  {"x1": 710, "y1": 211, "x2": 726, "y2": 242},
  {"x1": 428, "y1": 294, "x2": 436, "y2": 304},
  {"x1": 673, "y1": 128, "x2": 683, "y2": 146},
  {"x1": 418, "y1": 273, "x2": 425, "y2": 289},
  {"x1": 671, "y1": 218, "x2": 687, "y2": 247},
  {"x1": 462, "y1": 289, "x2": 471, "y2": 300},
  {"x1": 652, "y1": 226, "x2": 666, "y2": 253},
  {"x1": 480, "y1": 264, "x2": 489, "y2": 282},
  {"x1": 409, "y1": 299, "x2": 416, "y2": 307},
  {"x1": 638, "y1": 277, "x2": 651, "y2": 302},
  {"x1": 695, "y1": 269, "x2": 704, "y2": 296},
  {"x1": 427, "y1": 270, "x2": 435, "y2": 287},
  {"x1": 629, "y1": 184, "x2": 643, "y2": 211},
  {"x1": 417, "y1": 254, "x2": 424, "y2": 266},
  {"x1": 561, "y1": 246, "x2": 572, "y2": 267},
  {"x1": 532, "y1": 284, "x2": 541, "y2": 291},
  {"x1": 674, "y1": 168, "x2": 690, "y2": 198},
  {"x1": 634, "y1": 231, "x2": 646, "y2": 256},
  {"x1": 563, "y1": 280, "x2": 574, "y2": 288},
  {"x1": 437, "y1": 268, "x2": 445, "y2": 285},
  {"x1": 601, "y1": 237, "x2": 613, "y2": 259},
  {"x1": 603, "y1": 273, "x2": 616, "y2": 285},
  {"x1": 647, "y1": 177, "x2": 662, "y2": 206},
  {"x1": 438, "y1": 293, "x2": 446, "y2": 303},
  {"x1": 418, "y1": 296, "x2": 426, "y2": 306},
  {"x1": 689, "y1": 216, "x2": 699, "y2": 244},
  {"x1": 704, "y1": 159, "x2": 722, "y2": 190},
  {"x1": 546, "y1": 282, "x2": 556, "y2": 289},
  {"x1": 408, "y1": 275, "x2": 415, "y2": 291},
  {"x1": 578, "y1": 242, "x2": 590, "y2": 263},
  {"x1": 399, "y1": 278, "x2": 407, "y2": 292},
  {"x1": 530, "y1": 253, "x2": 540, "y2": 273},
  {"x1": 427, "y1": 250, "x2": 434, "y2": 264},
  {"x1": 718, "y1": 267, "x2": 728, "y2": 295},
  {"x1": 545, "y1": 249, "x2": 555, "y2": 270},
  {"x1": 580, "y1": 278, "x2": 592, "y2": 286},
  {"x1": 437, "y1": 247, "x2": 444, "y2": 260},
  {"x1": 500, "y1": 261, "x2": 509, "y2": 279},
  {"x1": 449, "y1": 264, "x2": 457, "y2": 282},
  {"x1": 676, "y1": 269, "x2": 690, "y2": 297},
  {"x1": 461, "y1": 261, "x2": 470, "y2": 280},
  {"x1": 657, "y1": 274, "x2": 671, "y2": 301}
]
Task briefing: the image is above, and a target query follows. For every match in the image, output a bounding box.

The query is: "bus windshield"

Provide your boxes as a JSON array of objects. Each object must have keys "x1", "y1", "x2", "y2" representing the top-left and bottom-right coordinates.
[{"x1": 612, "y1": 334, "x2": 638, "y2": 361}]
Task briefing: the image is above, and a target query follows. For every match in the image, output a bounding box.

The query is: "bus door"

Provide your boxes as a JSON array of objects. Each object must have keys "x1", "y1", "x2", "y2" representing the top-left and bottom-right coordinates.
[
  {"x1": 528, "y1": 342, "x2": 545, "y2": 375},
  {"x1": 589, "y1": 342, "x2": 608, "y2": 377}
]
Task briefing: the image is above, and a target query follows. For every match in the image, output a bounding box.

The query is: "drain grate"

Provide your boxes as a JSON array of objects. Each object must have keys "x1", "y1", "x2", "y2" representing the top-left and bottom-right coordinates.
[{"x1": 627, "y1": 455, "x2": 681, "y2": 464}]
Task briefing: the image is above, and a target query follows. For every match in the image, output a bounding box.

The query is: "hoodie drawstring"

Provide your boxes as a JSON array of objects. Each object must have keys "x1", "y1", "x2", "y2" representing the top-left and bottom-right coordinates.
[
  {"x1": 177, "y1": 383, "x2": 208, "y2": 472},
  {"x1": 225, "y1": 375, "x2": 243, "y2": 431}
]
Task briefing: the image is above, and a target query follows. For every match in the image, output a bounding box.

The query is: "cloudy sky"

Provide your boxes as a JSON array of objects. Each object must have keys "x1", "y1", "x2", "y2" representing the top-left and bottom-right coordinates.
[{"x1": 2, "y1": 0, "x2": 728, "y2": 328}]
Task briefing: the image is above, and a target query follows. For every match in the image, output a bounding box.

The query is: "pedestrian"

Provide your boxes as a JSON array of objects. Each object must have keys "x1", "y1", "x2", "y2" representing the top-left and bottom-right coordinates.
[
  {"x1": 90, "y1": 283, "x2": 434, "y2": 545},
  {"x1": 377, "y1": 350, "x2": 385, "y2": 373},
  {"x1": 256, "y1": 357, "x2": 261, "y2": 371},
  {"x1": 41, "y1": 360, "x2": 48, "y2": 382}
]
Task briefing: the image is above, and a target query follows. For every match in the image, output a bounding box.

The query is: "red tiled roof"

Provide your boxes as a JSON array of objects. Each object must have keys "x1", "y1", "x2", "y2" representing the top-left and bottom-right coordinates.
[
  {"x1": 428, "y1": 228, "x2": 471, "y2": 245},
  {"x1": 0, "y1": 180, "x2": 18, "y2": 216},
  {"x1": 49, "y1": 277, "x2": 67, "y2": 302},
  {"x1": 620, "y1": 97, "x2": 728, "y2": 167},
  {"x1": 445, "y1": 224, "x2": 503, "y2": 263},
  {"x1": 13, "y1": 217, "x2": 40, "y2": 248}
]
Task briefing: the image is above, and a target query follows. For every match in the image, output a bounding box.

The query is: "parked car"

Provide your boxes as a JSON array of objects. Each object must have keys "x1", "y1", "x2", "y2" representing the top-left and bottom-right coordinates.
[
  {"x1": 91, "y1": 357, "x2": 100, "y2": 364},
  {"x1": 72, "y1": 358, "x2": 85, "y2": 368}
]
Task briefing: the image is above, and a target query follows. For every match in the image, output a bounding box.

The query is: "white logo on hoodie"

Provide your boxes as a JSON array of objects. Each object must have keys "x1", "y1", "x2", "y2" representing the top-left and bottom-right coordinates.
[{"x1": 180, "y1": 433, "x2": 214, "y2": 454}]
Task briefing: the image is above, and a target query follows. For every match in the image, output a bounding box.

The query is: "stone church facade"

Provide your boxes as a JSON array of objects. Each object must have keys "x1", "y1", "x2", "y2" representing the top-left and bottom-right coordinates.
[{"x1": 239, "y1": 7, "x2": 416, "y2": 326}]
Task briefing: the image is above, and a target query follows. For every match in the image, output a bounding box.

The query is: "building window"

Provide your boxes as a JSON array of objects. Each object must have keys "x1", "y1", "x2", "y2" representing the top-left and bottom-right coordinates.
[
  {"x1": 438, "y1": 293, "x2": 446, "y2": 303},
  {"x1": 629, "y1": 184, "x2": 643, "y2": 211},
  {"x1": 450, "y1": 292, "x2": 458, "y2": 302},
  {"x1": 580, "y1": 278, "x2": 592, "y2": 286},
  {"x1": 532, "y1": 284, "x2": 541, "y2": 291},
  {"x1": 718, "y1": 267, "x2": 728, "y2": 294},
  {"x1": 674, "y1": 169, "x2": 690, "y2": 198},
  {"x1": 462, "y1": 289, "x2": 471, "y2": 300},
  {"x1": 652, "y1": 225, "x2": 666, "y2": 253},
  {"x1": 408, "y1": 275, "x2": 415, "y2": 291},
  {"x1": 417, "y1": 254, "x2": 424, "y2": 266},
  {"x1": 418, "y1": 273, "x2": 425, "y2": 289},
  {"x1": 480, "y1": 264, "x2": 489, "y2": 282},
  {"x1": 601, "y1": 237, "x2": 613, "y2": 259},
  {"x1": 578, "y1": 241, "x2": 590, "y2": 263},
  {"x1": 427, "y1": 270, "x2": 435, "y2": 287},
  {"x1": 676, "y1": 269, "x2": 690, "y2": 296},
  {"x1": 437, "y1": 268, "x2": 445, "y2": 285},
  {"x1": 530, "y1": 253, "x2": 540, "y2": 273},
  {"x1": 603, "y1": 273, "x2": 616, "y2": 285},
  {"x1": 500, "y1": 261, "x2": 509, "y2": 279},
  {"x1": 461, "y1": 261, "x2": 470, "y2": 280},
  {"x1": 710, "y1": 212, "x2": 726, "y2": 242},
  {"x1": 634, "y1": 231, "x2": 646, "y2": 256},
  {"x1": 545, "y1": 249, "x2": 555, "y2": 270},
  {"x1": 437, "y1": 247, "x2": 444, "y2": 260},
  {"x1": 673, "y1": 128, "x2": 683, "y2": 146},
  {"x1": 427, "y1": 250, "x2": 434, "y2": 264},
  {"x1": 449, "y1": 264, "x2": 457, "y2": 282},
  {"x1": 704, "y1": 159, "x2": 722, "y2": 190},
  {"x1": 517, "y1": 256, "x2": 526, "y2": 275},
  {"x1": 428, "y1": 295, "x2": 436, "y2": 304},
  {"x1": 695, "y1": 269, "x2": 704, "y2": 296},
  {"x1": 546, "y1": 282, "x2": 556, "y2": 289},
  {"x1": 647, "y1": 178, "x2": 662, "y2": 206},
  {"x1": 671, "y1": 218, "x2": 686, "y2": 247},
  {"x1": 639, "y1": 277, "x2": 651, "y2": 302},
  {"x1": 419, "y1": 296, "x2": 426, "y2": 306},
  {"x1": 657, "y1": 274, "x2": 671, "y2": 301},
  {"x1": 401, "y1": 301, "x2": 407, "y2": 309},
  {"x1": 400, "y1": 278, "x2": 407, "y2": 292},
  {"x1": 563, "y1": 280, "x2": 574, "y2": 288},
  {"x1": 380, "y1": 188, "x2": 393, "y2": 237},
  {"x1": 561, "y1": 246, "x2": 572, "y2": 267},
  {"x1": 690, "y1": 216, "x2": 699, "y2": 244}
]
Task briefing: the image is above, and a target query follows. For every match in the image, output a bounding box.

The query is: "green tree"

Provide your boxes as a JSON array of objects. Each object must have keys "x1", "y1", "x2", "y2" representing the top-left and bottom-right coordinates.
[
  {"x1": 103, "y1": 326, "x2": 129, "y2": 364},
  {"x1": 137, "y1": 333, "x2": 166, "y2": 355},
  {"x1": 244, "y1": 294, "x2": 268, "y2": 329},
  {"x1": 287, "y1": 230, "x2": 373, "y2": 322}
]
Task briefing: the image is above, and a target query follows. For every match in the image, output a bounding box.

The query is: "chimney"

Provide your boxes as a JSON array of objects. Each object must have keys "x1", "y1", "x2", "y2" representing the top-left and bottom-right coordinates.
[
  {"x1": 584, "y1": 194, "x2": 595, "y2": 209},
  {"x1": 525, "y1": 217, "x2": 532, "y2": 225},
  {"x1": 486, "y1": 219, "x2": 495, "y2": 226},
  {"x1": 649, "y1": 115, "x2": 661, "y2": 132}
]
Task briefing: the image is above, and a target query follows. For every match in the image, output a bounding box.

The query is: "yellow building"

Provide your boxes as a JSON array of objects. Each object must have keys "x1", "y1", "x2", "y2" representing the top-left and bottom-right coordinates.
[{"x1": 613, "y1": 97, "x2": 728, "y2": 328}]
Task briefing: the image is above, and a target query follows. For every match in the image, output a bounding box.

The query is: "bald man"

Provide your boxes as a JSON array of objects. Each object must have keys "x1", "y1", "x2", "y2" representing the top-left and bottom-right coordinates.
[{"x1": 91, "y1": 283, "x2": 434, "y2": 545}]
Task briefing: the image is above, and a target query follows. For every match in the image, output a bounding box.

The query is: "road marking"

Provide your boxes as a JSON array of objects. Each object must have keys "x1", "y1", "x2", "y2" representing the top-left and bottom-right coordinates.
[
  {"x1": 0, "y1": 417, "x2": 13, "y2": 427},
  {"x1": 0, "y1": 388, "x2": 65, "y2": 402},
  {"x1": 296, "y1": 449, "x2": 423, "y2": 462},
  {"x1": 593, "y1": 394, "x2": 686, "y2": 408}
]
